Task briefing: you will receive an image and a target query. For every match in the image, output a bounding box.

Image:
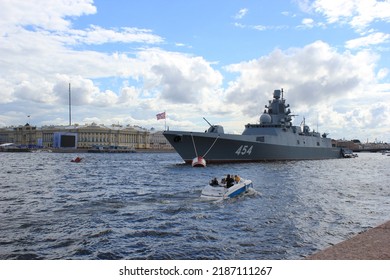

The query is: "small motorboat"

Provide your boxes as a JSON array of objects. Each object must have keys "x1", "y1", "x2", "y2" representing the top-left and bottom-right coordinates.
[
  {"x1": 341, "y1": 148, "x2": 358, "y2": 158},
  {"x1": 201, "y1": 177, "x2": 253, "y2": 201},
  {"x1": 71, "y1": 156, "x2": 82, "y2": 163}
]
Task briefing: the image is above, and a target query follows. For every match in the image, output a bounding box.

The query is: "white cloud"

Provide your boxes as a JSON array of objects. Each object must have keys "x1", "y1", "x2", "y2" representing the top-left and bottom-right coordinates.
[
  {"x1": 0, "y1": 0, "x2": 165, "y2": 109},
  {"x1": 312, "y1": 0, "x2": 355, "y2": 23},
  {"x1": 225, "y1": 41, "x2": 377, "y2": 106},
  {"x1": 310, "y1": 0, "x2": 390, "y2": 32},
  {"x1": 302, "y1": 18, "x2": 314, "y2": 25},
  {"x1": 301, "y1": 18, "x2": 315, "y2": 28},
  {"x1": 233, "y1": 23, "x2": 287, "y2": 32},
  {"x1": 345, "y1": 32, "x2": 390, "y2": 49},
  {"x1": 349, "y1": 0, "x2": 390, "y2": 31},
  {"x1": 234, "y1": 8, "x2": 248, "y2": 19},
  {"x1": 0, "y1": 0, "x2": 96, "y2": 30},
  {"x1": 68, "y1": 25, "x2": 163, "y2": 45},
  {"x1": 377, "y1": 68, "x2": 389, "y2": 80},
  {"x1": 252, "y1": 25, "x2": 268, "y2": 31},
  {"x1": 223, "y1": 40, "x2": 390, "y2": 139},
  {"x1": 281, "y1": 11, "x2": 296, "y2": 17},
  {"x1": 295, "y1": 0, "x2": 314, "y2": 13},
  {"x1": 139, "y1": 49, "x2": 223, "y2": 104},
  {"x1": 233, "y1": 22, "x2": 246, "y2": 29}
]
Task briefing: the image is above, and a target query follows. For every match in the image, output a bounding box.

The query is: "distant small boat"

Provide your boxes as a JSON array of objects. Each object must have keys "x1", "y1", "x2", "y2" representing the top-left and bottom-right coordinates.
[
  {"x1": 341, "y1": 148, "x2": 358, "y2": 158},
  {"x1": 201, "y1": 177, "x2": 253, "y2": 201},
  {"x1": 71, "y1": 156, "x2": 82, "y2": 163}
]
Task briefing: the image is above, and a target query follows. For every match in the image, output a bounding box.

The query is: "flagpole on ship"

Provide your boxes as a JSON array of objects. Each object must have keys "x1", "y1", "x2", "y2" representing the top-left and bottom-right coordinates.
[{"x1": 164, "y1": 111, "x2": 167, "y2": 131}]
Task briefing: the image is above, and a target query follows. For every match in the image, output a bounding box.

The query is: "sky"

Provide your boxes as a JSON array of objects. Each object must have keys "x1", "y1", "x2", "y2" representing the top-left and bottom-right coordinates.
[{"x1": 0, "y1": 0, "x2": 389, "y2": 142}]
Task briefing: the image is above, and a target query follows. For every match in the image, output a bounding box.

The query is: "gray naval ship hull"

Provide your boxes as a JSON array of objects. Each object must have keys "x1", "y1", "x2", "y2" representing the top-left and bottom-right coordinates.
[
  {"x1": 163, "y1": 130, "x2": 342, "y2": 164},
  {"x1": 164, "y1": 89, "x2": 342, "y2": 164}
]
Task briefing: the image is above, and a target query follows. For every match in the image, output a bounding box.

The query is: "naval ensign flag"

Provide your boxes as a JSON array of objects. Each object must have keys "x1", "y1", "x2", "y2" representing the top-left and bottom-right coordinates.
[
  {"x1": 156, "y1": 111, "x2": 167, "y2": 130},
  {"x1": 156, "y1": 112, "x2": 166, "y2": 120}
]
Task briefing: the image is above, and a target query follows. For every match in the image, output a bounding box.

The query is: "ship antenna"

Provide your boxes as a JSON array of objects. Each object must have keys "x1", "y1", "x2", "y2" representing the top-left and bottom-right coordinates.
[{"x1": 281, "y1": 88, "x2": 284, "y2": 101}]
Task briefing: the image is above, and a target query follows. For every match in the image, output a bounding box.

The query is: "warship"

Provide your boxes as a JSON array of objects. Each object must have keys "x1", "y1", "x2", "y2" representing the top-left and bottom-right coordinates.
[{"x1": 163, "y1": 89, "x2": 342, "y2": 164}]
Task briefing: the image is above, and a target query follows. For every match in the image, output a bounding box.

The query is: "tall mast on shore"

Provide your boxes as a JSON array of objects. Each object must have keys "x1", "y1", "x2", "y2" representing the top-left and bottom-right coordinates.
[{"x1": 69, "y1": 83, "x2": 72, "y2": 126}]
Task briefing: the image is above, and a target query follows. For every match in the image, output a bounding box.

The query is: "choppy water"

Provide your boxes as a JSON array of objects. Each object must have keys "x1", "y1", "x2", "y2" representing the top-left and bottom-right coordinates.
[{"x1": 0, "y1": 151, "x2": 389, "y2": 260}]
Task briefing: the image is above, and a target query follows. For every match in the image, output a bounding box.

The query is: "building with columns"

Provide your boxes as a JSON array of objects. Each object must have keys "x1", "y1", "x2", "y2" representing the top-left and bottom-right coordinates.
[
  {"x1": 0, "y1": 123, "x2": 154, "y2": 150},
  {"x1": 0, "y1": 123, "x2": 42, "y2": 148}
]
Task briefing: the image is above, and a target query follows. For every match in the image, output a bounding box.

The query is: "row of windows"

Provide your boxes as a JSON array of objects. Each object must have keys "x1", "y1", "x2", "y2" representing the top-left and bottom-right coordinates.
[
  {"x1": 78, "y1": 134, "x2": 141, "y2": 142},
  {"x1": 40, "y1": 132, "x2": 148, "y2": 143}
]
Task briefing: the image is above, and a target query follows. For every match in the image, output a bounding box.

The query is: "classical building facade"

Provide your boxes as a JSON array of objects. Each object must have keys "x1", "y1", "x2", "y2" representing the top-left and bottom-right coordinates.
[
  {"x1": 0, "y1": 123, "x2": 42, "y2": 147},
  {"x1": 42, "y1": 123, "x2": 151, "y2": 149},
  {"x1": 0, "y1": 123, "x2": 152, "y2": 149},
  {"x1": 149, "y1": 130, "x2": 172, "y2": 150}
]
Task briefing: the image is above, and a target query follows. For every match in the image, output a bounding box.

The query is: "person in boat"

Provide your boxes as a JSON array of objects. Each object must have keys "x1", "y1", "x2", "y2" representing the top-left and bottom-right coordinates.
[
  {"x1": 226, "y1": 174, "x2": 234, "y2": 188},
  {"x1": 234, "y1": 175, "x2": 240, "y2": 184},
  {"x1": 210, "y1": 177, "x2": 219, "y2": 186}
]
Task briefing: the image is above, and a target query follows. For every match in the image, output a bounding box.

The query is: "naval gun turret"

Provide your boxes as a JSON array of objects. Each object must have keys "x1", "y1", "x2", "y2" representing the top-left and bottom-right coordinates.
[{"x1": 203, "y1": 117, "x2": 224, "y2": 134}]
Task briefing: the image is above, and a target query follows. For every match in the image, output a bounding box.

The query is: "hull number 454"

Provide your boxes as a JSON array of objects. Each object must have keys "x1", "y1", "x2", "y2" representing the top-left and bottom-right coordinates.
[{"x1": 235, "y1": 145, "x2": 253, "y2": 156}]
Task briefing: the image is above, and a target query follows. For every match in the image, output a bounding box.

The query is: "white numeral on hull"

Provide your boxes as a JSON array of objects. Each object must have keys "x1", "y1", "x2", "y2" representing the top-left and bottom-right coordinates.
[{"x1": 235, "y1": 145, "x2": 253, "y2": 156}]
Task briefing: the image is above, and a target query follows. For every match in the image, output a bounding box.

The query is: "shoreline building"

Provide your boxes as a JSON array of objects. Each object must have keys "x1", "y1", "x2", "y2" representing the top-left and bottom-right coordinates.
[
  {"x1": 149, "y1": 129, "x2": 173, "y2": 150},
  {"x1": 0, "y1": 123, "x2": 172, "y2": 150},
  {"x1": 0, "y1": 123, "x2": 42, "y2": 148},
  {"x1": 41, "y1": 123, "x2": 151, "y2": 150}
]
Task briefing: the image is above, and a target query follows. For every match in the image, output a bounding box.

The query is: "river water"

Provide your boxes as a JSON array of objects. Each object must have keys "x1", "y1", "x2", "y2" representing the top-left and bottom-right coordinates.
[{"x1": 0, "y1": 151, "x2": 389, "y2": 260}]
